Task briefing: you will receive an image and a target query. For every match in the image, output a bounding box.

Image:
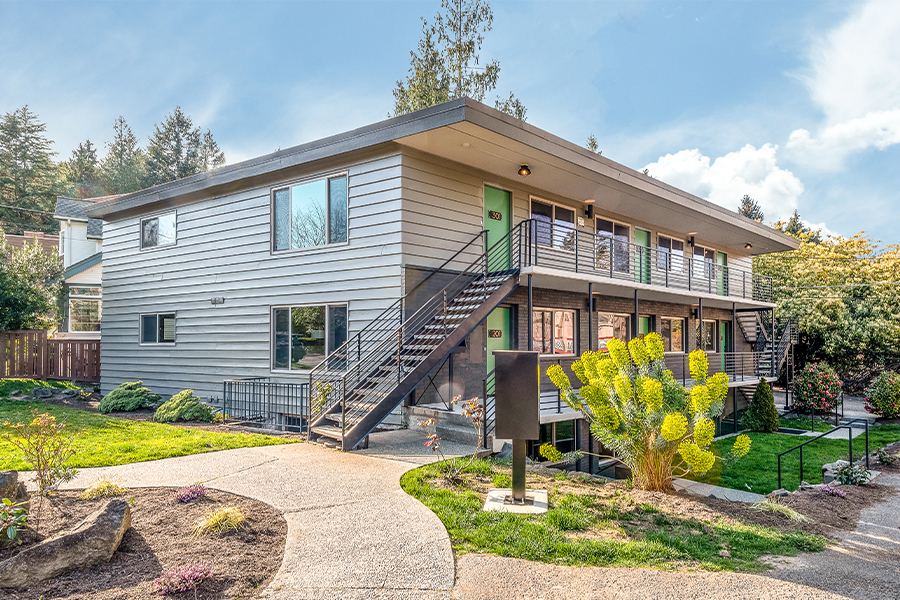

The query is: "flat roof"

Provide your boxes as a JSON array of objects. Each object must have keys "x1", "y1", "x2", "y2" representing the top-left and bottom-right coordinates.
[{"x1": 85, "y1": 98, "x2": 798, "y2": 254}]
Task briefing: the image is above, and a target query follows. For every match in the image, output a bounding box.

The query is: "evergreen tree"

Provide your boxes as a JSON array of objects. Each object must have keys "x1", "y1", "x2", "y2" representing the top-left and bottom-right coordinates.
[
  {"x1": 64, "y1": 139, "x2": 105, "y2": 199},
  {"x1": 738, "y1": 194, "x2": 764, "y2": 222},
  {"x1": 586, "y1": 134, "x2": 600, "y2": 154},
  {"x1": 392, "y1": 0, "x2": 526, "y2": 120},
  {"x1": 145, "y1": 106, "x2": 225, "y2": 187},
  {"x1": 776, "y1": 209, "x2": 822, "y2": 243},
  {"x1": 100, "y1": 116, "x2": 147, "y2": 194},
  {"x1": 741, "y1": 378, "x2": 780, "y2": 433},
  {"x1": 0, "y1": 106, "x2": 60, "y2": 233}
]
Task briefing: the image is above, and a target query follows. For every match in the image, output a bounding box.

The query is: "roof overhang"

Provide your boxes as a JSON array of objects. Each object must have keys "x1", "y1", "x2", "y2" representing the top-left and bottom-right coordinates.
[
  {"x1": 63, "y1": 252, "x2": 102, "y2": 281},
  {"x1": 85, "y1": 98, "x2": 798, "y2": 255}
]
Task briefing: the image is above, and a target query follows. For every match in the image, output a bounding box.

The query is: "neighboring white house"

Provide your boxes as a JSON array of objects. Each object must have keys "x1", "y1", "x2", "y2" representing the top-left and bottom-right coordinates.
[
  {"x1": 85, "y1": 99, "x2": 798, "y2": 455},
  {"x1": 54, "y1": 195, "x2": 117, "y2": 339}
]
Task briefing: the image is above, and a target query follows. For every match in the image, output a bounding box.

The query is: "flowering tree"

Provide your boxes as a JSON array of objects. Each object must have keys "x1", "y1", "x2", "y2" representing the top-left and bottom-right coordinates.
[
  {"x1": 791, "y1": 362, "x2": 842, "y2": 414},
  {"x1": 547, "y1": 333, "x2": 750, "y2": 491}
]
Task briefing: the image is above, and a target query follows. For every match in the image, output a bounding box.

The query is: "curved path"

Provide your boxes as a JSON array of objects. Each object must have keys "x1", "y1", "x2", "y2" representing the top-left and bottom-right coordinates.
[
  {"x1": 54, "y1": 429, "x2": 469, "y2": 599},
  {"x1": 52, "y1": 430, "x2": 899, "y2": 600}
]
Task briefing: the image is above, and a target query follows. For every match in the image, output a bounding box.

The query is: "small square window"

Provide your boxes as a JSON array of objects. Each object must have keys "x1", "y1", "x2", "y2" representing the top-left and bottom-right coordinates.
[
  {"x1": 141, "y1": 313, "x2": 176, "y2": 344},
  {"x1": 141, "y1": 213, "x2": 177, "y2": 249}
]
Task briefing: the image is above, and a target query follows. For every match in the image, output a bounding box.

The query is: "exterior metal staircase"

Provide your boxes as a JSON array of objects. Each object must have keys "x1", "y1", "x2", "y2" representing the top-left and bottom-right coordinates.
[{"x1": 307, "y1": 223, "x2": 528, "y2": 450}]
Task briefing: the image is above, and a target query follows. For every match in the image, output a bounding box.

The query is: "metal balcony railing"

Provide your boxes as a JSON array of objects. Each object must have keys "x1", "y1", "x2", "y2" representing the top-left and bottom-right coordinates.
[{"x1": 523, "y1": 219, "x2": 773, "y2": 302}]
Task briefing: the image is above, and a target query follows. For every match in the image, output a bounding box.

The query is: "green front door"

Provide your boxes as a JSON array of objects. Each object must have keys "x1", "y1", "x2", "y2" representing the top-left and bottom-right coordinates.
[
  {"x1": 717, "y1": 252, "x2": 728, "y2": 295},
  {"x1": 635, "y1": 229, "x2": 651, "y2": 284},
  {"x1": 719, "y1": 320, "x2": 731, "y2": 372},
  {"x1": 486, "y1": 307, "x2": 511, "y2": 374},
  {"x1": 638, "y1": 316, "x2": 651, "y2": 337},
  {"x1": 484, "y1": 186, "x2": 511, "y2": 271}
]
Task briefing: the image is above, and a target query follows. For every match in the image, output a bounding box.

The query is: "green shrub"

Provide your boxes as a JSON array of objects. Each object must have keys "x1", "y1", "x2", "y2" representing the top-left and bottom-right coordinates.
[
  {"x1": 98, "y1": 381, "x2": 160, "y2": 413},
  {"x1": 865, "y1": 371, "x2": 900, "y2": 418},
  {"x1": 741, "y1": 378, "x2": 780, "y2": 433},
  {"x1": 792, "y1": 362, "x2": 842, "y2": 414},
  {"x1": 154, "y1": 390, "x2": 216, "y2": 423}
]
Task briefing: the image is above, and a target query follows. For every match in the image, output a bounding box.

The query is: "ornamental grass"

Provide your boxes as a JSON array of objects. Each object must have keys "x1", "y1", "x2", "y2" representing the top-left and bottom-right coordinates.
[
  {"x1": 192, "y1": 506, "x2": 245, "y2": 537},
  {"x1": 548, "y1": 334, "x2": 751, "y2": 492},
  {"x1": 78, "y1": 478, "x2": 130, "y2": 499}
]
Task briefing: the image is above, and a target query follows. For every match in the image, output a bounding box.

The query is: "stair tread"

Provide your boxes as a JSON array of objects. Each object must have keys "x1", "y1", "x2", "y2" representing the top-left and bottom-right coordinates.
[{"x1": 311, "y1": 425, "x2": 344, "y2": 439}]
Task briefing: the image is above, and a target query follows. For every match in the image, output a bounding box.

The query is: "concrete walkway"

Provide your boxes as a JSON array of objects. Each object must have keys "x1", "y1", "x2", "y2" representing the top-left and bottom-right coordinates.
[{"x1": 52, "y1": 429, "x2": 470, "y2": 600}]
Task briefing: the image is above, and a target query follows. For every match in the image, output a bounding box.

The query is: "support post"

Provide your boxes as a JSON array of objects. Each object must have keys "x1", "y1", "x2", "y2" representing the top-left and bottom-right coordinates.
[
  {"x1": 527, "y1": 275, "x2": 533, "y2": 351},
  {"x1": 512, "y1": 439, "x2": 526, "y2": 501},
  {"x1": 731, "y1": 303, "x2": 736, "y2": 353},
  {"x1": 633, "y1": 290, "x2": 639, "y2": 340},
  {"x1": 697, "y1": 298, "x2": 703, "y2": 349},
  {"x1": 771, "y1": 308, "x2": 776, "y2": 378},
  {"x1": 588, "y1": 283, "x2": 594, "y2": 351}
]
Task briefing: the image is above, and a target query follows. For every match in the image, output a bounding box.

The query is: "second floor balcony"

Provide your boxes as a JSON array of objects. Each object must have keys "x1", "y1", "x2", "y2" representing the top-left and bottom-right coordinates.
[{"x1": 512, "y1": 219, "x2": 774, "y2": 304}]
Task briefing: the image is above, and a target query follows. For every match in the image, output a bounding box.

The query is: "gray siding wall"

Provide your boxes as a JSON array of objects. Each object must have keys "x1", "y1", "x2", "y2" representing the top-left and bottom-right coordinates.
[{"x1": 100, "y1": 149, "x2": 405, "y2": 400}]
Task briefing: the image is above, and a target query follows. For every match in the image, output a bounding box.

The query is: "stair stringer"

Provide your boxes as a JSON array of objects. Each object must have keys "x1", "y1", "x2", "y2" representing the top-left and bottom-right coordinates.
[{"x1": 339, "y1": 275, "x2": 520, "y2": 450}]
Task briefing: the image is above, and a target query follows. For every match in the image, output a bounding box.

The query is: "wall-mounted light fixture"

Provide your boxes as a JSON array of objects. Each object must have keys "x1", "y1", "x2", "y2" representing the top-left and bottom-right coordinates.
[
  {"x1": 744, "y1": 243, "x2": 753, "y2": 250},
  {"x1": 584, "y1": 199, "x2": 595, "y2": 218},
  {"x1": 518, "y1": 165, "x2": 531, "y2": 177},
  {"x1": 688, "y1": 235, "x2": 695, "y2": 247}
]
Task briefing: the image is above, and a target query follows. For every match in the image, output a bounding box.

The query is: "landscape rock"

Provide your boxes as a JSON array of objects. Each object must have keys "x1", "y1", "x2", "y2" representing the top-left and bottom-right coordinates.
[
  {"x1": 822, "y1": 460, "x2": 850, "y2": 484},
  {"x1": 767, "y1": 488, "x2": 791, "y2": 498},
  {"x1": 494, "y1": 442, "x2": 513, "y2": 460},
  {"x1": 61, "y1": 389, "x2": 78, "y2": 397},
  {"x1": 0, "y1": 471, "x2": 25, "y2": 501},
  {"x1": 0, "y1": 499, "x2": 132, "y2": 589},
  {"x1": 8, "y1": 390, "x2": 22, "y2": 397},
  {"x1": 31, "y1": 388, "x2": 54, "y2": 398}
]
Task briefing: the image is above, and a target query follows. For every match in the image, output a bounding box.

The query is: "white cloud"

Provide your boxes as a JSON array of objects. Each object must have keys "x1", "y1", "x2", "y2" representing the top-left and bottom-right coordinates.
[
  {"x1": 644, "y1": 144, "x2": 804, "y2": 223},
  {"x1": 786, "y1": 1, "x2": 900, "y2": 168}
]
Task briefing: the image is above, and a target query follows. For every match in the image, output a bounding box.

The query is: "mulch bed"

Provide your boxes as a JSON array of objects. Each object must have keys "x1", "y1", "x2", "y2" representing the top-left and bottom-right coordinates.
[{"x1": 1, "y1": 488, "x2": 287, "y2": 599}]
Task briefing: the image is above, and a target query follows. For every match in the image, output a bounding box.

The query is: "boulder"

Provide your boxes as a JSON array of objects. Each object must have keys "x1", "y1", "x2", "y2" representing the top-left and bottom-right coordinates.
[
  {"x1": 8, "y1": 390, "x2": 22, "y2": 397},
  {"x1": 822, "y1": 460, "x2": 850, "y2": 484},
  {"x1": 0, "y1": 471, "x2": 22, "y2": 501},
  {"x1": 61, "y1": 389, "x2": 78, "y2": 397},
  {"x1": 0, "y1": 499, "x2": 131, "y2": 589},
  {"x1": 31, "y1": 388, "x2": 54, "y2": 399},
  {"x1": 767, "y1": 488, "x2": 791, "y2": 498}
]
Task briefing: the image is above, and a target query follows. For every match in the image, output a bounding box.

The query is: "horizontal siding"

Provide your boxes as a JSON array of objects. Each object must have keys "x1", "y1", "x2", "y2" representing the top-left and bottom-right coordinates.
[{"x1": 100, "y1": 149, "x2": 405, "y2": 399}]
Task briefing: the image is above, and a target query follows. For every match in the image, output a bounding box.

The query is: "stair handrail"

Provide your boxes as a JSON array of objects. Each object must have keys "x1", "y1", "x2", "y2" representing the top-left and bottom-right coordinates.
[
  {"x1": 309, "y1": 221, "x2": 525, "y2": 429},
  {"x1": 776, "y1": 417, "x2": 870, "y2": 491}
]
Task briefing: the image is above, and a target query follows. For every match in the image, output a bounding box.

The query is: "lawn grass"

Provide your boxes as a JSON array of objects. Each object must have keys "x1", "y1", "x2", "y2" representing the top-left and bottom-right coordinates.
[
  {"x1": 401, "y1": 458, "x2": 827, "y2": 572},
  {"x1": 688, "y1": 424, "x2": 900, "y2": 493},
  {"x1": 0, "y1": 400, "x2": 294, "y2": 470},
  {"x1": 0, "y1": 378, "x2": 83, "y2": 397},
  {"x1": 780, "y1": 416, "x2": 838, "y2": 433}
]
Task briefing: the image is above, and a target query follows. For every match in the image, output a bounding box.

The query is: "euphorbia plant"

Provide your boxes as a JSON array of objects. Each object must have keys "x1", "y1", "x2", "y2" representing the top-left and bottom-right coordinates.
[{"x1": 547, "y1": 333, "x2": 750, "y2": 492}]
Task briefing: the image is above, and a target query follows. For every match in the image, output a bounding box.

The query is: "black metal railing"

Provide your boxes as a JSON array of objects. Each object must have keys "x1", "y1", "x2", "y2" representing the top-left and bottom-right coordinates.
[
  {"x1": 777, "y1": 418, "x2": 870, "y2": 491},
  {"x1": 222, "y1": 377, "x2": 308, "y2": 433},
  {"x1": 523, "y1": 219, "x2": 773, "y2": 302},
  {"x1": 664, "y1": 350, "x2": 776, "y2": 385},
  {"x1": 309, "y1": 221, "x2": 525, "y2": 437},
  {"x1": 482, "y1": 369, "x2": 495, "y2": 442}
]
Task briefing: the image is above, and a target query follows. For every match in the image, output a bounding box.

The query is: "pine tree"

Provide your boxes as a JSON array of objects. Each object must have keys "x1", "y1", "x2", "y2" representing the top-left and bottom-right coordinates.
[
  {"x1": 100, "y1": 116, "x2": 147, "y2": 194},
  {"x1": 64, "y1": 139, "x2": 105, "y2": 199},
  {"x1": 0, "y1": 106, "x2": 60, "y2": 233},
  {"x1": 586, "y1": 134, "x2": 601, "y2": 154},
  {"x1": 776, "y1": 209, "x2": 822, "y2": 243},
  {"x1": 145, "y1": 107, "x2": 225, "y2": 187},
  {"x1": 741, "y1": 378, "x2": 780, "y2": 433},
  {"x1": 392, "y1": 0, "x2": 526, "y2": 120},
  {"x1": 738, "y1": 194, "x2": 764, "y2": 222}
]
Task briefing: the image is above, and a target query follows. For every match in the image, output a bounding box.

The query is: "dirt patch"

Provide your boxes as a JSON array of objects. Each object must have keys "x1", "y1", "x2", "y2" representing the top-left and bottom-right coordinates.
[
  {"x1": 442, "y1": 463, "x2": 894, "y2": 542},
  {"x1": 1, "y1": 487, "x2": 287, "y2": 599}
]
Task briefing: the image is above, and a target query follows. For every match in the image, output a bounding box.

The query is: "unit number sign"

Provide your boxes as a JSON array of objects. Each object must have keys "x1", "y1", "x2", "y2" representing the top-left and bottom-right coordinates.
[
  {"x1": 488, "y1": 329, "x2": 503, "y2": 338},
  {"x1": 488, "y1": 210, "x2": 503, "y2": 221}
]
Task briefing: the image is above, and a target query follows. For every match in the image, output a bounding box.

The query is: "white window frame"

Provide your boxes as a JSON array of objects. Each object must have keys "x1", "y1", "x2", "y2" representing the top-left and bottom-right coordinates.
[
  {"x1": 271, "y1": 171, "x2": 349, "y2": 254},
  {"x1": 270, "y1": 303, "x2": 349, "y2": 374},
  {"x1": 660, "y1": 316, "x2": 686, "y2": 354},
  {"x1": 596, "y1": 311, "x2": 631, "y2": 351},
  {"x1": 68, "y1": 286, "x2": 102, "y2": 333},
  {"x1": 529, "y1": 197, "x2": 579, "y2": 253},
  {"x1": 140, "y1": 211, "x2": 177, "y2": 251},
  {"x1": 139, "y1": 312, "x2": 176, "y2": 346},
  {"x1": 700, "y1": 319, "x2": 718, "y2": 352},
  {"x1": 657, "y1": 234, "x2": 687, "y2": 272}
]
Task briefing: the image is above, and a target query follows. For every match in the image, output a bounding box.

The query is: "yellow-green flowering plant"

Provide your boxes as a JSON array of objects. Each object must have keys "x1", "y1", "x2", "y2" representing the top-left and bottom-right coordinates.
[{"x1": 547, "y1": 333, "x2": 751, "y2": 491}]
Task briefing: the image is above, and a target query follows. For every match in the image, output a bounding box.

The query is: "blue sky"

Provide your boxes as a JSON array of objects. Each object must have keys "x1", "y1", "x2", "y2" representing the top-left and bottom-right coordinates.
[{"x1": 2, "y1": 0, "x2": 898, "y2": 242}]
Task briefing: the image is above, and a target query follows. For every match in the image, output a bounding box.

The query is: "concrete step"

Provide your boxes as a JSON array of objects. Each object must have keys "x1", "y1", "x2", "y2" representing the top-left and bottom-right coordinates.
[{"x1": 310, "y1": 425, "x2": 343, "y2": 441}]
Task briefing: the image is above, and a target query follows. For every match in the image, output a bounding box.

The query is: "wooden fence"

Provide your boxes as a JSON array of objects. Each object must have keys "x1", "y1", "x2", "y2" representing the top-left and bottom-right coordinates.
[{"x1": 1, "y1": 330, "x2": 101, "y2": 383}]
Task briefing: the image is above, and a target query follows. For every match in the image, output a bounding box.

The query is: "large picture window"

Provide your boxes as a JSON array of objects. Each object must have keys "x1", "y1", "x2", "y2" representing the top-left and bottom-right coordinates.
[
  {"x1": 273, "y1": 174, "x2": 348, "y2": 251},
  {"x1": 532, "y1": 308, "x2": 576, "y2": 355},
  {"x1": 597, "y1": 312, "x2": 630, "y2": 351},
  {"x1": 272, "y1": 304, "x2": 348, "y2": 371},
  {"x1": 69, "y1": 286, "x2": 101, "y2": 332},
  {"x1": 661, "y1": 317, "x2": 685, "y2": 353},
  {"x1": 531, "y1": 199, "x2": 576, "y2": 251},
  {"x1": 141, "y1": 212, "x2": 176, "y2": 249},
  {"x1": 140, "y1": 313, "x2": 176, "y2": 344}
]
